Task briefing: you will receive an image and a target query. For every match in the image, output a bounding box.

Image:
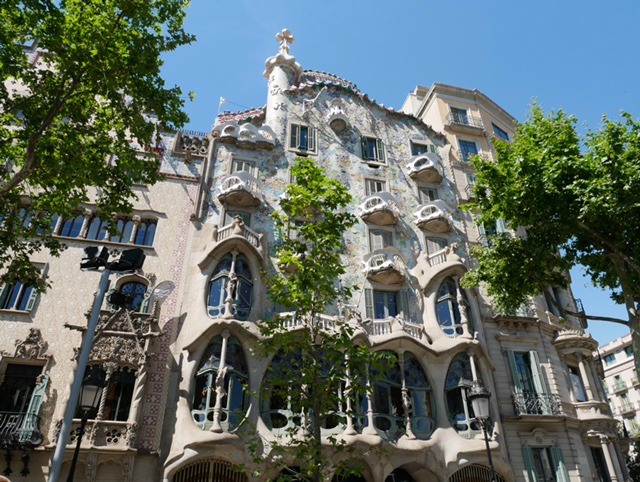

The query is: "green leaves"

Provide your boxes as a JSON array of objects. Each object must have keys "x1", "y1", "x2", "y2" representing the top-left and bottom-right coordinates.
[
  {"x1": 0, "y1": 0, "x2": 192, "y2": 288},
  {"x1": 463, "y1": 104, "x2": 640, "y2": 321},
  {"x1": 253, "y1": 158, "x2": 378, "y2": 481}
]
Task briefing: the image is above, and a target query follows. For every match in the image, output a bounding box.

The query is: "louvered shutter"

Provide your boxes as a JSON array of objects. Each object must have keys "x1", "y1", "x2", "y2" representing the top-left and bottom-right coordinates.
[
  {"x1": 507, "y1": 350, "x2": 524, "y2": 393},
  {"x1": 550, "y1": 447, "x2": 570, "y2": 482},
  {"x1": 21, "y1": 371, "x2": 49, "y2": 443},
  {"x1": 529, "y1": 351, "x2": 549, "y2": 395},
  {"x1": 383, "y1": 231, "x2": 393, "y2": 248},
  {"x1": 496, "y1": 218, "x2": 507, "y2": 233},
  {"x1": 522, "y1": 446, "x2": 539, "y2": 482},
  {"x1": 290, "y1": 124, "x2": 299, "y2": 149},
  {"x1": 365, "y1": 289, "x2": 374, "y2": 319},
  {"x1": 0, "y1": 284, "x2": 9, "y2": 308},
  {"x1": 361, "y1": 137, "x2": 369, "y2": 160},
  {"x1": 24, "y1": 287, "x2": 38, "y2": 311},
  {"x1": 307, "y1": 127, "x2": 315, "y2": 151},
  {"x1": 376, "y1": 139, "x2": 385, "y2": 163},
  {"x1": 398, "y1": 290, "x2": 409, "y2": 320}
]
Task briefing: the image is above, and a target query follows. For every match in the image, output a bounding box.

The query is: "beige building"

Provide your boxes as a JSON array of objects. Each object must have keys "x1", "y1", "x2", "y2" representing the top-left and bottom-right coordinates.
[
  {"x1": 0, "y1": 31, "x2": 629, "y2": 482},
  {"x1": 598, "y1": 334, "x2": 640, "y2": 438}
]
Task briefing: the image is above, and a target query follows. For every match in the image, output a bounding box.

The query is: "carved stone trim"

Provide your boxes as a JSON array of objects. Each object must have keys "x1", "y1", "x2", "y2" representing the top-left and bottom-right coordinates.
[{"x1": 2, "y1": 328, "x2": 49, "y2": 360}]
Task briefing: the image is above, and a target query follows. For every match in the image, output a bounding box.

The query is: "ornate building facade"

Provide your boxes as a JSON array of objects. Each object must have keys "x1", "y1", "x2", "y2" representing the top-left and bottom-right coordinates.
[{"x1": 0, "y1": 31, "x2": 628, "y2": 481}]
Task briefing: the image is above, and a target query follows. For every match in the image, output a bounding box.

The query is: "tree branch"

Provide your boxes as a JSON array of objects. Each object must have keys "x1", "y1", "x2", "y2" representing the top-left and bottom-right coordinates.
[{"x1": 577, "y1": 221, "x2": 640, "y2": 276}]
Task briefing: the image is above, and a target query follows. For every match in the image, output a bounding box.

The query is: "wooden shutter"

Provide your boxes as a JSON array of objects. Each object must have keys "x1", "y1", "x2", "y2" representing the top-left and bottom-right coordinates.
[
  {"x1": 370, "y1": 231, "x2": 381, "y2": 251},
  {"x1": 550, "y1": 447, "x2": 570, "y2": 482},
  {"x1": 522, "y1": 446, "x2": 539, "y2": 482},
  {"x1": 365, "y1": 289, "x2": 374, "y2": 319},
  {"x1": 290, "y1": 124, "x2": 299, "y2": 149},
  {"x1": 361, "y1": 137, "x2": 369, "y2": 160},
  {"x1": 529, "y1": 351, "x2": 549, "y2": 395},
  {"x1": 507, "y1": 350, "x2": 524, "y2": 393},
  {"x1": 376, "y1": 139, "x2": 385, "y2": 162},
  {"x1": 398, "y1": 290, "x2": 409, "y2": 320},
  {"x1": 26, "y1": 371, "x2": 49, "y2": 416},
  {"x1": 307, "y1": 127, "x2": 315, "y2": 151},
  {"x1": 0, "y1": 283, "x2": 9, "y2": 308},
  {"x1": 24, "y1": 287, "x2": 38, "y2": 311}
]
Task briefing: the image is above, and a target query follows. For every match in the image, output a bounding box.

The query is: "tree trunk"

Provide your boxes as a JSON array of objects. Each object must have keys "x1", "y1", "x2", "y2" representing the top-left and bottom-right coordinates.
[{"x1": 611, "y1": 256, "x2": 640, "y2": 380}]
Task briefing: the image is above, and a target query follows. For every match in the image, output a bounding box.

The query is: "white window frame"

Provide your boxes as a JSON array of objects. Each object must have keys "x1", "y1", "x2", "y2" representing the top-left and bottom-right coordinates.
[
  {"x1": 231, "y1": 159, "x2": 257, "y2": 177},
  {"x1": 458, "y1": 138, "x2": 480, "y2": 163},
  {"x1": 364, "y1": 177, "x2": 386, "y2": 196},
  {"x1": 418, "y1": 186, "x2": 438, "y2": 204},
  {"x1": 221, "y1": 208, "x2": 252, "y2": 228},
  {"x1": 368, "y1": 228, "x2": 394, "y2": 251},
  {"x1": 410, "y1": 141, "x2": 436, "y2": 156},
  {"x1": 364, "y1": 287, "x2": 409, "y2": 321},
  {"x1": 360, "y1": 135, "x2": 386, "y2": 165},
  {"x1": 289, "y1": 123, "x2": 317, "y2": 154}
]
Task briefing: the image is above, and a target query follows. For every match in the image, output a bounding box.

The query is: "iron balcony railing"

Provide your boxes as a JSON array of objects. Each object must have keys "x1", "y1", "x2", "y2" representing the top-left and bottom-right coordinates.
[
  {"x1": 513, "y1": 393, "x2": 562, "y2": 416},
  {"x1": 0, "y1": 412, "x2": 44, "y2": 448},
  {"x1": 613, "y1": 381, "x2": 628, "y2": 392},
  {"x1": 448, "y1": 112, "x2": 485, "y2": 129}
]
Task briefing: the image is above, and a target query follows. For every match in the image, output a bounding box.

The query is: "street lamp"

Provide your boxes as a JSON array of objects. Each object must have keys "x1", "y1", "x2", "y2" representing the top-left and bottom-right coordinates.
[
  {"x1": 467, "y1": 382, "x2": 497, "y2": 482},
  {"x1": 49, "y1": 247, "x2": 146, "y2": 482},
  {"x1": 66, "y1": 369, "x2": 104, "y2": 482}
]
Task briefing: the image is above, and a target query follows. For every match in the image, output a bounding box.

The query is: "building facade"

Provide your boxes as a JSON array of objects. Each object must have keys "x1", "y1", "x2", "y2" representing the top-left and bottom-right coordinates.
[
  {"x1": 599, "y1": 335, "x2": 640, "y2": 439},
  {"x1": 0, "y1": 31, "x2": 629, "y2": 481}
]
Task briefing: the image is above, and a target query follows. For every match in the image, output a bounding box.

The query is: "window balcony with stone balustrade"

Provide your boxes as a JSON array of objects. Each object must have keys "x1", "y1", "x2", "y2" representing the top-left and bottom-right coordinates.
[
  {"x1": 216, "y1": 171, "x2": 264, "y2": 207},
  {"x1": 358, "y1": 192, "x2": 400, "y2": 226},
  {"x1": 414, "y1": 200, "x2": 454, "y2": 233},
  {"x1": 407, "y1": 153, "x2": 443, "y2": 184},
  {"x1": 362, "y1": 248, "x2": 406, "y2": 285}
]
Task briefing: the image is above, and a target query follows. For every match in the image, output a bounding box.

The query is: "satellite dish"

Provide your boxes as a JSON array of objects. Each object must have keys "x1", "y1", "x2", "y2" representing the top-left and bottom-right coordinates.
[{"x1": 152, "y1": 281, "x2": 175, "y2": 308}]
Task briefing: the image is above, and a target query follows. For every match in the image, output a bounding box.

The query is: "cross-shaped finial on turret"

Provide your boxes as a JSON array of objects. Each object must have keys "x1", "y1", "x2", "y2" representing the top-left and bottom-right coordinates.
[{"x1": 276, "y1": 29, "x2": 294, "y2": 55}]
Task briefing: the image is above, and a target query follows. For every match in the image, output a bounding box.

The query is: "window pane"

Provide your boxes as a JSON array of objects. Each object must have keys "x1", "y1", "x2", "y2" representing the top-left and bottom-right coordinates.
[
  {"x1": 60, "y1": 215, "x2": 84, "y2": 238},
  {"x1": 224, "y1": 211, "x2": 251, "y2": 227},
  {"x1": 299, "y1": 126, "x2": 308, "y2": 150},
  {"x1": 0, "y1": 364, "x2": 42, "y2": 412},
  {"x1": 411, "y1": 142, "x2": 429, "y2": 156},
  {"x1": 119, "y1": 282, "x2": 147, "y2": 311},
  {"x1": 492, "y1": 123, "x2": 509, "y2": 141}
]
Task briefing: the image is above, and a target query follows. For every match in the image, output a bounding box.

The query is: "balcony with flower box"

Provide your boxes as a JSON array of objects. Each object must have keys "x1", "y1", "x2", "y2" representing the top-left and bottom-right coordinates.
[
  {"x1": 363, "y1": 249, "x2": 406, "y2": 285},
  {"x1": 407, "y1": 153, "x2": 443, "y2": 184},
  {"x1": 216, "y1": 171, "x2": 264, "y2": 208},
  {"x1": 358, "y1": 192, "x2": 400, "y2": 226},
  {"x1": 414, "y1": 200, "x2": 454, "y2": 233}
]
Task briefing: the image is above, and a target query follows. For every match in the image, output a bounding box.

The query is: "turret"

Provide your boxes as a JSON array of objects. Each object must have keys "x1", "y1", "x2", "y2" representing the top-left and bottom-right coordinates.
[{"x1": 263, "y1": 29, "x2": 302, "y2": 139}]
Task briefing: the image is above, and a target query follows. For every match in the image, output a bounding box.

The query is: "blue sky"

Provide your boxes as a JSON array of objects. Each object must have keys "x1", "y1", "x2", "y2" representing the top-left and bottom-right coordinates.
[{"x1": 161, "y1": 0, "x2": 639, "y2": 346}]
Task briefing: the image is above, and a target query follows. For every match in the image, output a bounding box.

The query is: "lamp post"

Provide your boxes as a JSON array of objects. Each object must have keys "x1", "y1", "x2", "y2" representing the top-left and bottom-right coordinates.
[
  {"x1": 467, "y1": 382, "x2": 497, "y2": 482},
  {"x1": 66, "y1": 369, "x2": 104, "y2": 482},
  {"x1": 48, "y1": 247, "x2": 145, "y2": 482}
]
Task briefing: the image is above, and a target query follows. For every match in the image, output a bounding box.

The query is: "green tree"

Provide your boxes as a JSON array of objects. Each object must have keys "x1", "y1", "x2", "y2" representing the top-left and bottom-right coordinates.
[
  {"x1": 462, "y1": 105, "x2": 640, "y2": 374},
  {"x1": 0, "y1": 0, "x2": 193, "y2": 289},
  {"x1": 255, "y1": 157, "x2": 382, "y2": 482},
  {"x1": 627, "y1": 441, "x2": 640, "y2": 481}
]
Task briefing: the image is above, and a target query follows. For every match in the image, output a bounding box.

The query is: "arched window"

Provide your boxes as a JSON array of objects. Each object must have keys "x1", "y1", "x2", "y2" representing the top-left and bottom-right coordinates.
[
  {"x1": 261, "y1": 351, "x2": 304, "y2": 434},
  {"x1": 436, "y1": 277, "x2": 464, "y2": 336},
  {"x1": 75, "y1": 365, "x2": 136, "y2": 421},
  {"x1": 385, "y1": 469, "x2": 414, "y2": 482},
  {"x1": 118, "y1": 281, "x2": 149, "y2": 312},
  {"x1": 207, "y1": 252, "x2": 253, "y2": 320},
  {"x1": 358, "y1": 352, "x2": 434, "y2": 440},
  {"x1": 58, "y1": 214, "x2": 85, "y2": 238},
  {"x1": 192, "y1": 335, "x2": 249, "y2": 432},
  {"x1": 110, "y1": 218, "x2": 136, "y2": 243},
  {"x1": 445, "y1": 354, "x2": 481, "y2": 438}
]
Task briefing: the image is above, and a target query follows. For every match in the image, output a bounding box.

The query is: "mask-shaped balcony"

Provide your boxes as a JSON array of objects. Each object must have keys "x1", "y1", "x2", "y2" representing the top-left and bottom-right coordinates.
[
  {"x1": 358, "y1": 192, "x2": 400, "y2": 226},
  {"x1": 407, "y1": 153, "x2": 443, "y2": 184},
  {"x1": 414, "y1": 200, "x2": 454, "y2": 233},
  {"x1": 216, "y1": 171, "x2": 263, "y2": 208},
  {"x1": 363, "y1": 249, "x2": 406, "y2": 285}
]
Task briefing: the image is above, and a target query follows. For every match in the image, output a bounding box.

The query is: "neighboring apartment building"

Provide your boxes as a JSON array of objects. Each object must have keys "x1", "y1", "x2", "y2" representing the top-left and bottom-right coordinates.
[
  {"x1": 0, "y1": 31, "x2": 629, "y2": 482},
  {"x1": 599, "y1": 334, "x2": 640, "y2": 439}
]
